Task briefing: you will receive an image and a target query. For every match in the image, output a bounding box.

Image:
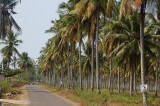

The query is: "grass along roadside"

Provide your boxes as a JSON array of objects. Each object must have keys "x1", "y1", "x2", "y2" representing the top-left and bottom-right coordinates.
[{"x1": 39, "y1": 84, "x2": 160, "y2": 106}]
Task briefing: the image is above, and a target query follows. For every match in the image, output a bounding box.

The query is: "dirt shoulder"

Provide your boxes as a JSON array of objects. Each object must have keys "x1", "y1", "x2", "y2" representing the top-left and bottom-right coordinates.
[
  {"x1": 19, "y1": 85, "x2": 29, "y2": 106},
  {"x1": 2, "y1": 85, "x2": 29, "y2": 106}
]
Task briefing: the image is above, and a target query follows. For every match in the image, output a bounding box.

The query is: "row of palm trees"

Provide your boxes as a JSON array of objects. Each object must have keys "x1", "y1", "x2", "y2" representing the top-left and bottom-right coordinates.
[{"x1": 39, "y1": 0, "x2": 160, "y2": 106}]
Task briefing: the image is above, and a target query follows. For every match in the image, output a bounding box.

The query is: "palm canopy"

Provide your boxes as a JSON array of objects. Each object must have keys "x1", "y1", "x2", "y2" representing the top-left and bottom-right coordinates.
[
  {"x1": 18, "y1": 52, "x2": 34, "y2": 70},
  {"x1": 70, "y1": 0, "x2": 114, "y2": 41},
  {"x1": 0, "y1": 0, "x2": 21, "y2": 39},
  {"x1": 102, "y1": 12, "x2": 160, "y2": 64},
  {"x1": 0, "y1": 30, "x2": 22, "y2": 66},
  {"x1": 119, "y1": 0, "x2": 160, "y2": 19}
]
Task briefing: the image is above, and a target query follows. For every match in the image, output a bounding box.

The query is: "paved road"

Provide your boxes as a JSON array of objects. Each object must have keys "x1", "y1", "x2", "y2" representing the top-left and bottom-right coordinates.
[{"x1": 27, "y1": 85, "x2": 74, "y2": 106}]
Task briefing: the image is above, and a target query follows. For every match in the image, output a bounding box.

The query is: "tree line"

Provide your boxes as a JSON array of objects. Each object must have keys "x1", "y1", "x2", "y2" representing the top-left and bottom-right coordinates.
[{"x1": 38, "y1": 0, "x2": 160, "y2": 106}]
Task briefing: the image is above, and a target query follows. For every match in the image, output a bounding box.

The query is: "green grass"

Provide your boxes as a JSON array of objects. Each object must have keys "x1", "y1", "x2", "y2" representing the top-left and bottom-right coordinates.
[
  {"x1": 74, "y1": 89, "x2": 142, "y2": 105},
  {"x1": 40, "y1": 84, "x2": 160, "y2": 106},
  {"x1": 0, "y1": 77, "x2": 27, "y2": 94},
  {"x1": 0, "y1": 80, "x2": 12, "y2": 93}
]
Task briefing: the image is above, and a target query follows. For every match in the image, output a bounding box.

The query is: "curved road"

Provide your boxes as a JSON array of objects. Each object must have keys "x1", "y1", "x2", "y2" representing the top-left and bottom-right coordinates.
[{"x1": 27, "y1": 85, "x2": 74, "y2": 106}]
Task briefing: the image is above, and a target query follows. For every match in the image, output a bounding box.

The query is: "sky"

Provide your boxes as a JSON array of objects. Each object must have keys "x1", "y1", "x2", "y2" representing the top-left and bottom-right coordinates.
[{"x1": 0, "y1": 0, "x2": 67, "y2": 61}]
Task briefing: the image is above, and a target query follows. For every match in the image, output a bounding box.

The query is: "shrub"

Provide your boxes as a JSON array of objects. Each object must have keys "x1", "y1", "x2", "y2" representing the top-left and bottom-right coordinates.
[{"x1": 0, "y1": 80, "x2": 12, "y2": 93}]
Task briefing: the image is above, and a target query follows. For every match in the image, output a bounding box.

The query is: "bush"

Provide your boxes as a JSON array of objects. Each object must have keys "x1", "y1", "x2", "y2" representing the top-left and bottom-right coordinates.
[
  {"x1": 0, "y1": 80, "x2": 12, "y2": 93},
  {"x1": 11, "y1": 89, "x2": 21, "y2": 95}
]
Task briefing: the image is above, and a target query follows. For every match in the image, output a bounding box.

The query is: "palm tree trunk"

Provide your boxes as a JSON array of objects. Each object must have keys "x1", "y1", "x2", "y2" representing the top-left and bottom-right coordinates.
[
  {"x1": 118, "y1": 67, "x2": 120, "y2": 94},
  {"x1": 7, "y1": 61, "x2": 10, "y2": 69},
  {"x1": 96, "y1": 15, "x2": 100, "y2": 94},
  {"x1": 134, "y1": 70, "x2": 136, "y2": 92},
  {"x1": 70, "y1": 45, "x2": 73, "y2": 89},
  {"x1": 79, "y1": 40, "x2": 82, "y2": 91},
  {"x1": 47, "y1": 71, "x2": 49, "y2": 85},
  {"x1": 148, "y1": 79, "x2": 150, "y2": 91},
  {"x1": 53, "y1": 62, "x2": 56, "y2": 87},
  {"x1": 61, "y1": 62, "x2": 64, "y2": 88},
  {"x1": 155, "y1": 59, "x2": 158, "y2": 96},
  {"x1": 67, "y1": 45, "x2": 70, "y2": 89},
  {"x1": 123, "y1": 64, "x2": 126, "y2": 93},
  {"x1": 48, "y1": 71, "x2": 51, "y2": 85},
  {"x1": 86, "y1": 75, "x2": 88, "y2": 89},
  {"x1": 50, "y1": 71, "x2": 53, "y2": 86},
  {"x1": 140, "y1": 1, "x2": 148, "y2": 105},
  {"x1": 109, "y1": 59, "x2": 112, "y2": 90},
  {"x1": 130, "y1": 64, "x2": 133, "y2": 96},
  {"x1": 91, "y1": 39, "x2": 94, "y2": 92}
]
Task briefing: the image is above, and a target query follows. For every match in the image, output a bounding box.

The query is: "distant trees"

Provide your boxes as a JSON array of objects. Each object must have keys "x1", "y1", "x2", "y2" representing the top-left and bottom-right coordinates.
[{"x1": 18, "y1": 52, "x2": 35, "y2": 81}]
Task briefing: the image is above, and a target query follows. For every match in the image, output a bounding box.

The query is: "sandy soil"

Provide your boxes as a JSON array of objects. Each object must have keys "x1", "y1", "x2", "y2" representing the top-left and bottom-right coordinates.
[{"x1": 2, "y1": 85, "x2": 30, "y2": 106}]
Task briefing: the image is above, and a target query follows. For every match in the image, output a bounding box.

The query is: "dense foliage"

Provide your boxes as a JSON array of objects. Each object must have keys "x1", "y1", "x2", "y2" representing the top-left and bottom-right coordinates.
[{"x1": 38, "y1": 0, "x2": 160, "y2": 105}]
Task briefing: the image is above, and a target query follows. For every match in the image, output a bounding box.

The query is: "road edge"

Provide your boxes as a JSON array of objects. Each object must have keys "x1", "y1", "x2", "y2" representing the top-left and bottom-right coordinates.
[{"x1": 38, "y1": 85, "x2": 80, "y2": 106}]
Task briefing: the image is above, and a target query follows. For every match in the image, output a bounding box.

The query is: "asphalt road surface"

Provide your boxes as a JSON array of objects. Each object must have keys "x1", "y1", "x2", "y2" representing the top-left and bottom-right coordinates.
[{"x1": 27, "y1": 85, "x2": 74, "y2": 106}]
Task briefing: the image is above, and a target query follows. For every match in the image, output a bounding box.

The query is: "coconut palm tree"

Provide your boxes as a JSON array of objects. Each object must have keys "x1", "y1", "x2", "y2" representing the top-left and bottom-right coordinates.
[
  {"x1": 18, "y1": 52, "x2": 35, "y2": 81},
  {"x1": 18, "y1": 52, "x2": 34, "y2": 70},
  {"x1": 119, "y1": 0, "x2": 160, "y2": 105},
  {"x1": 0, "y1": 0, "x2": 21, "y2": 39},
  {"x1": 102, "y1": 10, "x2": 160, "y2": 96},
  {"x1": 71, "y1": 0, "x2": 115, "y2": 93},
  {"x1": 0, "y1": 30, "x2": 22, "y2": 68},
  {"x1": 145, "y1": 8, "x2": 160, "y2": 96}
]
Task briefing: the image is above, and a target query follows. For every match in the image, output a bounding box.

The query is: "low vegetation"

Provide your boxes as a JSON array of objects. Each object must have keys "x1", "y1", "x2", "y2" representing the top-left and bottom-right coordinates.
[
  {"x1": 40, "y1": 84, "x2": 160, "y2": 106},
  {"x1": 0, "y1": 80, "x2": 12, "y2": 94},
  {"x1": 0, "y1": 78, "x2": 26, "y2": 95}
]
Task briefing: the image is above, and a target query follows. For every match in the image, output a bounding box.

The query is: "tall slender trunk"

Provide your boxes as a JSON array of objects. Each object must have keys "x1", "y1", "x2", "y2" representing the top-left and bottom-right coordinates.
[
  {"x1": 118, "y1": 67, "x2": 120, "y2": 94},
  {"x1": 140, "y1": 1, "x2": 148, "y2": 105},
  {"x1": 79, "y1": 40, "x2": 82, "y2": 91},
  {"x1": 67, "y1": 44, "x2": 70, "y2": 89},
  {"x1": 7, "y1": 61, "x2": 10, "y2": 69},
  {"x1": 134, "y1": 70, "x2": 136, "y2": 92},
  {"x1": 130, "y1": 64, "x2": 133, "y2": 96},
  {"x1": 91, "y1": 39, "x2": 94, "y2": 91},
  {"x1": 61, "y1": 62, "x2": 64, "y2": 88},
  {"x1": 47, "y1": 72, "x2": 49, "y2": 84},
  {"x1": 123, "y1": 64, "x2": 126, "y2": 93},
  {"x1": 49, "y1": 71, "x2": 51, "y2": 85},
  {"x1": 148, "y1": 79, "x2": 150, "y2": 91},
  {"x1": 96, "y1": 15, "x2": 100, "y2": 94},
  {"x1": 109, "y1": 59, "x2": 112, "y2": 90},
  {"x1": 155, "y1": 59, "x2": 158, "y2": 96},
  {"x1": 53, "y1": 62, "x2": 56, "y2": 87},
  {"x1": 47, "y1": 71, "x2": 49, "y2": 84},
  {"x1": 50, "y1": 71, "x2": 52, "y2": 85},
  {"x1": 86, "y1": 75, "x2": 89, "y2": 89},
  {"x1": 70, "y1": 45, "x2": 73, "y2": 89},
  {"x1": 51, "y1": 70, "x2": 53, "y2": 86}
]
